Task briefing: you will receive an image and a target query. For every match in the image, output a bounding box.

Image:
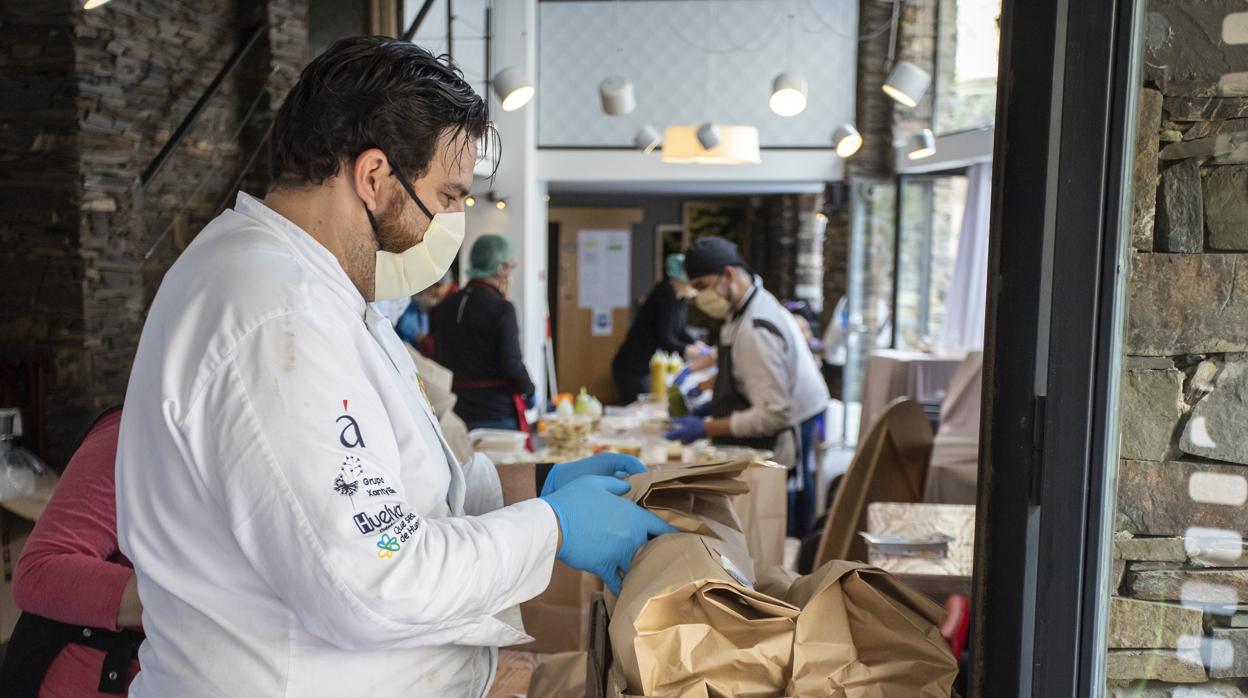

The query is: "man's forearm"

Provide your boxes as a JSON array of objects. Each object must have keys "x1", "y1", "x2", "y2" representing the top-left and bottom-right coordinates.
[{"x1": 703, "y1": 416, "x2": 733, "y2": 439}]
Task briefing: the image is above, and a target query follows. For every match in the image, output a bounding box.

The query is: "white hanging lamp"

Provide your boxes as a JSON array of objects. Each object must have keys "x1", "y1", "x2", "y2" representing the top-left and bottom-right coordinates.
[
  {"x1": 634, "y1": 125, "x2": 662, "y2": 154},
  {"x1": 769, "y1": 71, "x2": 808, "y2": 117},
  {"x1": 883, "y1": 61, "x2": 931, "y2": 108},
  {"x1": 599, "y1": 76, "x2": 636, "y2": 116},
  {"x1": 832, "y1": 124, "x2": 863, "y2": 158},
  {"x1": 492, "y1": 66, "x2": 535, "y2": 112},
  {"x1": 906, "y1": 129, "x2": 937, "y2": 160}
]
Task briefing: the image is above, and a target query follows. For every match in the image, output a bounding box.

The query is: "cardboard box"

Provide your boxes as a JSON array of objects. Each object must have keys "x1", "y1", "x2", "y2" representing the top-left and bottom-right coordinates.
[
  {"x1": 1, "y1": 473, "x2": 57, "y2": 643},
  {"x1": 496, "y1": 461, "x2": 603, "y2": 654}
]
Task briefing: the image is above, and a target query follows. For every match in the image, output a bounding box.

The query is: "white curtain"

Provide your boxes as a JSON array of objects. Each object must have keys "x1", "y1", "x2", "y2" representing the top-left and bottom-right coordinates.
[{"x1": 939, "y1": 162, "x2": 992, "y2": 350}]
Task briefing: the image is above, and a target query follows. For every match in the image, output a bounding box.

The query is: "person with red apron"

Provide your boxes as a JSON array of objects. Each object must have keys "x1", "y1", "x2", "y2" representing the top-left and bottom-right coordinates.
[{"x1": 430, "y1": 234, "x2": 535, "y2": 433}]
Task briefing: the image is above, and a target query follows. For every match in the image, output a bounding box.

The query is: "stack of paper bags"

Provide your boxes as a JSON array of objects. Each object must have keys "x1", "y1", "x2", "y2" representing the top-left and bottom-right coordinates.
[
  {"x1": 625, "y1": 460, "x2": 752, "y2": 554},
  {"x1": 608, "y1": 533, "x2": 958, "y2": 697},
  {"x1": 608, "y1": 532, "x2": 796, "y2": 697}
]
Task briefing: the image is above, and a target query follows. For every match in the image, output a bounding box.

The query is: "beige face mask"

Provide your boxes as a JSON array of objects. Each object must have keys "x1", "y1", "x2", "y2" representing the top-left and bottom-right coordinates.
[
  {"x1": 695, "y1": 287, "x2": 731, "y2": 319},
  {"x1": 373, "y1": 211, "x2": 465, "y2": 301},
  {"x1": 365, "y1": 160, "x2": 467, "y2": 302}
]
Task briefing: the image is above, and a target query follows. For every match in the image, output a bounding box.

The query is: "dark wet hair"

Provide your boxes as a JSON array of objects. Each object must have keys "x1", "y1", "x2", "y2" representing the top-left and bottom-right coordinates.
[{"x1": 270, "y1": 36, "x2": 498, "y2": 188}]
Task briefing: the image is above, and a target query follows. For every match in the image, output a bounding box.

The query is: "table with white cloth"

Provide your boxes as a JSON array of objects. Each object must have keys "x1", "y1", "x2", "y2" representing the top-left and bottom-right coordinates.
[
  {"x1": 857, "y1": 349, "x2": 967, "y2": 448},
  {"x1": 922, "y1": 352, "x2": 984, "y2": 504}
]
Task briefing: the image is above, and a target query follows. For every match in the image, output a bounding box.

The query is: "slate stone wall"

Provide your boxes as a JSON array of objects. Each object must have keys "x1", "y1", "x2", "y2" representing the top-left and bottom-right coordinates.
[
  {"x1": 1110, "y1": 1, "x2": 1248, "y2": 692},
  {"x1": 0, "y1": 0, "x2": 307, "y2": 466}
]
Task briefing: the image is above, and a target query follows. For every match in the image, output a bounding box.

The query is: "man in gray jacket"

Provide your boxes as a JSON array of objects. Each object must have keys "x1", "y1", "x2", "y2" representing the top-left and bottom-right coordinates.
[{"x1": 666, "y1": 236, "x2": 830, "y2": 537}]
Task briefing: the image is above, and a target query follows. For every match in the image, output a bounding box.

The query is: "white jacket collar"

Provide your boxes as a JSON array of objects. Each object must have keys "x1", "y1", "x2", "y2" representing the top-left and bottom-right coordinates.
[{"x1": 232, "y1": 191, "x2": 367, "y2": 316}]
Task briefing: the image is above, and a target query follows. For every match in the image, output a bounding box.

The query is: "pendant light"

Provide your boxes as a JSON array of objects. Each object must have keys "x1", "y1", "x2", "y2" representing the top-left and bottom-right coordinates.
[
  {"x1": 832, "y1": 124, "x2": 863, "y2": 158},
  {"x1": 599, "y1": 76, "x2": 636, "y2": 116},
  {"x1": 883, "y1": 61, "x2": 931, "y2": 108},
  {"x1": 769, "y1": 72, "x2": 809, "y2": 117},
  {"x1": 634, "y1": 125, "x2": 662, "y2": 154},
  {"x1": 493, "y1": 66, "x2": 534, "y2": 112},
  {"x1": 769, "y1": 9, "x2": 807, "y2": 117},
  {"x1": 906, "y1": 129, "x2": 937, "y2": 160}
]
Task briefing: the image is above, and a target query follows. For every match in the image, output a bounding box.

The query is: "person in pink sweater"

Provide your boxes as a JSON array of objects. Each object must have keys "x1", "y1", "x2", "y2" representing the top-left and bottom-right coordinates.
[{"x1": 1, "y1": 409, "x2": 143, "y2": 696}]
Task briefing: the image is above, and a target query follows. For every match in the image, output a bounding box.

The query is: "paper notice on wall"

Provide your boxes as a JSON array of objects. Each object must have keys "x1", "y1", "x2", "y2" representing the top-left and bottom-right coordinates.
[
  {"x1": 578, "y1": 229, "x2": 631, "y2": 310},
  {"x1": 591, "y1": 308, "x2": 613, "y2": 336}
]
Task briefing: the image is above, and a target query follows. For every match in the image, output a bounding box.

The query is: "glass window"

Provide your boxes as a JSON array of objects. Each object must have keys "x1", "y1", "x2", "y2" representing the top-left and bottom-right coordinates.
[
  {"x1": 896, "y1": 175, "x2": 968, "y2": 351},
  {"x1": 840, "y1": 180, "x2": 895, "y2": 445},
  {"x1": 934, "y1": 0, "x2": 1000, "y2": 134}
]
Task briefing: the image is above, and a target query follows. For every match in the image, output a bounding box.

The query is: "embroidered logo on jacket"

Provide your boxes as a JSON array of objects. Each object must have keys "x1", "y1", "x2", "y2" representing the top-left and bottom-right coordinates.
[
  {"x1": 352, "y1": 503, "x2": 404, "y2": 535},
  {"x1": 333, "y1": 456, "x2": 364, "y2": 506},
  {"x1": 337, "y1": 399, "x2": 367, "y2": 449},
  {"x1": 376, "y1": 533, "x2": 401, "y2": 559}
]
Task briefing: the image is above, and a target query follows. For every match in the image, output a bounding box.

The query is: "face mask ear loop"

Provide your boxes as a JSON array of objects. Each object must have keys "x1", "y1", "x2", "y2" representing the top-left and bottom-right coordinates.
[{"x1": 387, "y1": 160, "x2": 436, "y2": 222}]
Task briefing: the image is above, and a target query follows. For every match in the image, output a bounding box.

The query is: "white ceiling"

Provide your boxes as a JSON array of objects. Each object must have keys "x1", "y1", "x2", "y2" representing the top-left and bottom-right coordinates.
[
  {"x1": 537, "y1": 0, "x2": 859, "y2": 148},
  {"x1": 547, "y1": 179, "x2": 827, "y2": 195}
]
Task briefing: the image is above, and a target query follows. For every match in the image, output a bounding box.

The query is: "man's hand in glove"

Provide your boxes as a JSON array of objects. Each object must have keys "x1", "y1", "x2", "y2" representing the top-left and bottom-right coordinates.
[
  {"x1": 540, "y1": 453, "x2": 648, "y2": 497},
  {"x1": 541, "y1": 475, "x2": 677, "y2": 594},
  {"x1": 665, "y1": 415, "x2": 707, "y2": 444}
]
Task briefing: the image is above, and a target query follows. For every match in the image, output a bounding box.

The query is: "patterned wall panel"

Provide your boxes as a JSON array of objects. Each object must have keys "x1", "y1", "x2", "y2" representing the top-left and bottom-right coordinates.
[{"x1": 538, "y1": 0, "x2": 859, "y2": 148}]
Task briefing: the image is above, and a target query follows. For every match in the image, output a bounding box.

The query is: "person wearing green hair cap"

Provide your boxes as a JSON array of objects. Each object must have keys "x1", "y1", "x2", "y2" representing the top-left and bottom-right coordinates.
[
  {"x1": 430, "y1": 234, "x2": 534, "y2": 430},
  {"x1": 466, "y1": 234, "x2": 515, "y2": 285},
  {"x1": 611, "y1": 253, "x2": 700, "y2": 404}
]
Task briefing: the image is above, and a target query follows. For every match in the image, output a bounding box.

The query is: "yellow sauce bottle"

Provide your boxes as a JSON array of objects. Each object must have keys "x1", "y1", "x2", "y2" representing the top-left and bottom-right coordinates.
[{"x1": 649, "y1": 351, "x2": 667, "y2": 401}]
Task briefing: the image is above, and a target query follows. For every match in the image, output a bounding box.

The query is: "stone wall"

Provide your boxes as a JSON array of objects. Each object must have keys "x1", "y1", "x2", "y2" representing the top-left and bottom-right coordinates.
[
  {"x1": 1109, "y1": 0, "x2": 1248, "y2": 693},
  {"x1": 0, "y1": 2, "x2": 81, "y2": 463},
  {"x1": 749, "y1": 193, "x2": 824, "y2": 313},
  {"x1": 0, "y1": 0, "x2": 307, "y2": 465}
]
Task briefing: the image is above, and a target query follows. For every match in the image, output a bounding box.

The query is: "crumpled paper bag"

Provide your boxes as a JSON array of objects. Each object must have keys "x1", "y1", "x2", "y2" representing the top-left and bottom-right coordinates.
[
  {"x1": 608, "y1": 533, "x2": 799, "y2": 698},
  {"x1": 610, "y1": 544, "x2": 957, "y2": 697},
  {"x1": 626, "y1": 461, "x2": 751, "y2": 552},
  {"x1": 772, "y1": 560, "x2": 957, "y2": 697}
]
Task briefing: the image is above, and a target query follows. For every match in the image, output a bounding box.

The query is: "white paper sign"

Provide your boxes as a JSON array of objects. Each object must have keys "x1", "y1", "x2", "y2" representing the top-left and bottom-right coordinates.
[
  {"x1": 578, "y1": 229, "x2": 631, "y2": 310},
  {"x1": 591, "y1": 308, "x2": 613, "y2": 336}
]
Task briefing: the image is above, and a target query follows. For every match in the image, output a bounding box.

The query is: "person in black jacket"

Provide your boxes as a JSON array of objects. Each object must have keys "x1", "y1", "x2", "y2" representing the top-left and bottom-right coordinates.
[
  {"x1": 430, "y1": 234, "x2": 535, "y2": 431},
  {"x1": 611, "y1": 254, "x2": 700, "y2": 404}
]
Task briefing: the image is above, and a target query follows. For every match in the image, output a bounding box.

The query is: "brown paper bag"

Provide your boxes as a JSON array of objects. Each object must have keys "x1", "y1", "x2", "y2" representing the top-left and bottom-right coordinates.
[
  {"x1": 527, "y1": 651, "x2": 587, "y2": 698},
  {"x1": 779, "y1": 560, "x2": 958, "y2": 697},
  {"x1": 609, "y1": 533, "x2": 799, "y2": 698},
  {"x1": 733, "y1": 462, "x2": 789, "y2": 568},
  {"x1": 626, "y1": 461, "x2": 751, "y2": 552}
]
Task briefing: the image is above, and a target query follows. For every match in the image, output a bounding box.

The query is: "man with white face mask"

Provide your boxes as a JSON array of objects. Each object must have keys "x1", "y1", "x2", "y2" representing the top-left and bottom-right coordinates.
[
  {"x1": 115, "y1": 38, "x2": 673, "y2": 697},
  {"x1": 666, "y1": 236, "x2": 829, "y2": 538}
]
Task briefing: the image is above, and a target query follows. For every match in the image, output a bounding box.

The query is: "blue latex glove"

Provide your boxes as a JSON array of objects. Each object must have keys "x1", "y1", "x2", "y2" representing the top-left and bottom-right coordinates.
[
  {"x1": 689, "y1": 400, "x2": 712, "y2": 418},
  {"x1": 665, "y1": 415, "x2": 707, "y2": 444},
  {"x1": 541, "y1": 475, "x2": 678, "y2": 594},
  {"x1": 540, "y1": 453, "x2": 648, "y2": 497}
]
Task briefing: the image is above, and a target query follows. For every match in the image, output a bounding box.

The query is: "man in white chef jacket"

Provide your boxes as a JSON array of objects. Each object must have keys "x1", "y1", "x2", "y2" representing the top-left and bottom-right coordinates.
[{"x1": 114, "y1": 37, "x2": 673, "y2": 697}]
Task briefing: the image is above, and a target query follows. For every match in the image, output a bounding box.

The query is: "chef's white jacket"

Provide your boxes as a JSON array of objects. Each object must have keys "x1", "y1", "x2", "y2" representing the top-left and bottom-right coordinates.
[{"x1": 115, "y1": 193, "x2": 558, "y2": 697}]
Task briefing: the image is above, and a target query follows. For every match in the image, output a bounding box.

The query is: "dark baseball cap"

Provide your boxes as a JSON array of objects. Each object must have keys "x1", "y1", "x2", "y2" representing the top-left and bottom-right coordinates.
[{"x1": 683, "y1": 236, "x2": 748, "y2": 279}]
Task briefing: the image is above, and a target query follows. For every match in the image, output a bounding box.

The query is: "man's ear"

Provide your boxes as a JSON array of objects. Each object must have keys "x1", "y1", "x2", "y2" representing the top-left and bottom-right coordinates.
[{"x1": 353, "y1": 148, "x2": 391, "y2": 212}]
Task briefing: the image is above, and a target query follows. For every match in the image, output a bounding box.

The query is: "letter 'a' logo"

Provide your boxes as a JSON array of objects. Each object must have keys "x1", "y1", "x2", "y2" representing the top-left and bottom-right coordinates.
[{"x1": 337, "y1": 399, "x2": 366, "y2": 449}]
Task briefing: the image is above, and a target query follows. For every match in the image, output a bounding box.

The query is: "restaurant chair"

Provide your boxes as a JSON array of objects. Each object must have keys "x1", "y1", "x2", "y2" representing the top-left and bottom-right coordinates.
[{"x1": 811, "y1": 397, "x2": 934, "y2": 568}]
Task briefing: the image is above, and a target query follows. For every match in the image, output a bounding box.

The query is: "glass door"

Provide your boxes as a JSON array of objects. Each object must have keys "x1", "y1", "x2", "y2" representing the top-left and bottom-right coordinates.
[
  {"x1": 972, "y1": 0, "x2": 1146, "y2": 694},
  {"x1": 895, "y1": 174, "x2": 969, "y2": 352}
]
